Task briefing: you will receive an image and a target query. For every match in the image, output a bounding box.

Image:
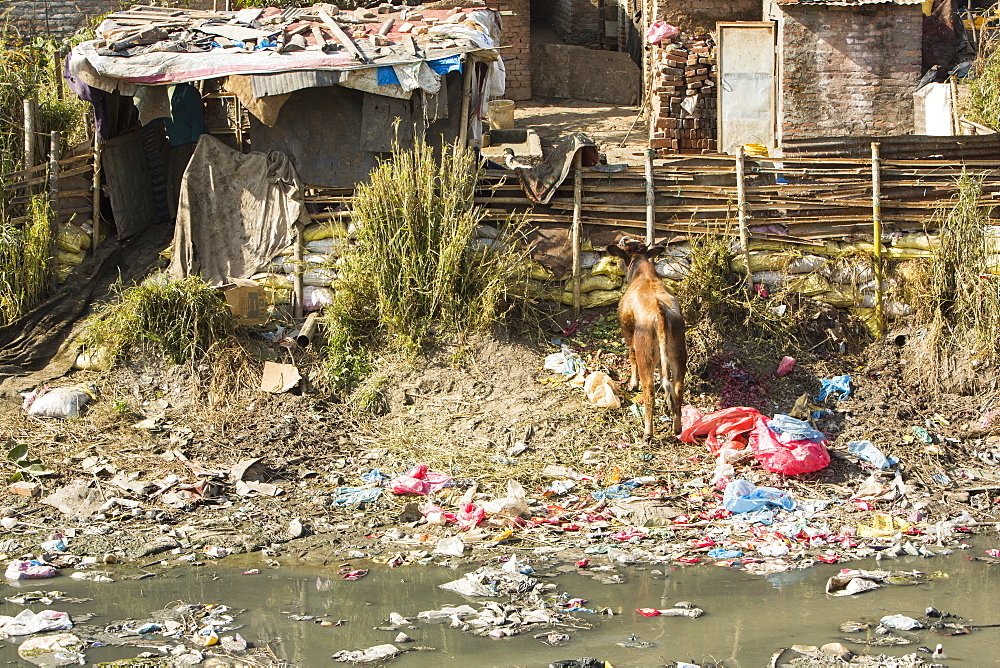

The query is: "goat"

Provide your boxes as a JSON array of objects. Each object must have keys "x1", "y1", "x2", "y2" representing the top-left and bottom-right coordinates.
[{"x1": 606, "y1": 239, "x2": 686, "y2": 440}]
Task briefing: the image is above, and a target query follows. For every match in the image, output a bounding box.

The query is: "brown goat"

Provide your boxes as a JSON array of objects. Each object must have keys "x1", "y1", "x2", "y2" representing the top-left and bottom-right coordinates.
[{"x1": 607, "y1": 240, "x2": 686, "y2": 440}]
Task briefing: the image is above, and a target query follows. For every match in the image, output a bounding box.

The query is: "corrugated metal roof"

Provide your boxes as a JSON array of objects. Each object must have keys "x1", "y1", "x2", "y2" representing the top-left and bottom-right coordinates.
[{"x1": 775, "y1": 0, "x2": 923, "y2": 5}]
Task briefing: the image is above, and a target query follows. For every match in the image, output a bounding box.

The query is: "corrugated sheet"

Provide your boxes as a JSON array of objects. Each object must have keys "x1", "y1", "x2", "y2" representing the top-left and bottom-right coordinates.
[{"x1": 775, "y1": 0, "x2": 923, "y2": 5}]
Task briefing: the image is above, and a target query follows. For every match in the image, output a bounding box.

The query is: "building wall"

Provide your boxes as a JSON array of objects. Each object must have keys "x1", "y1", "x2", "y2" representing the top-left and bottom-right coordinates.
[
  {"x1": 2, "y1": 0, "x2": 216, "y2": 41},
  {"x1": 487, "y1": 0, "x2": 532, "y2": 100},
  {"x1": 538, "y1": 0, "x2": 601, "y2": 46},
  {"x1": 776, "y1": 4, "x2": 922, "y2": 141},
  {"x1": 652, "y1": 0, "x2": 760, "y2": 34}
]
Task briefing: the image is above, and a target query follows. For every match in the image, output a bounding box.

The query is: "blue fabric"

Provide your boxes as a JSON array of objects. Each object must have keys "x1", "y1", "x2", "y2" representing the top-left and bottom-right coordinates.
[
  {"x1": 769, "y1": 414, "x2": 826, "y2": 443},
  {"x1": 427, "y1": 55, "x2": 462, "y2": 75},
  {"x1": 164, "y1": 83, "x2": 207, "y2": 147},
  {"x1": 377, "y1": 66, "x2": 400, "y2": 85}
]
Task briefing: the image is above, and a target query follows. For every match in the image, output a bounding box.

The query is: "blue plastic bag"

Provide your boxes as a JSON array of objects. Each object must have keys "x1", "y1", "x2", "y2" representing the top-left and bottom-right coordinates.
[
  {"x1": 723, "y1": 479, "x2": 796, "y2": 514},
  {"x1": 360, "y1": 469, "x2": 388, "y2": 485},
  {"x1": 769, "y1": 414, "x2": 826, "y2": 443},
  {"x1": 817, "y1": 374, "x2": 852, "y2": 402},
  {"x1": 591, "y1": 481, "x2": 641, "y2": 501},
  {"x1": 707, "y1": 548, "x2": 743, "y2": 559},
  {"x1": 847, "y1": 440, "x2": 899, "y2": 470},
  {"x1": 332, "y1": 487, "x2": 383, "y2": 507}
]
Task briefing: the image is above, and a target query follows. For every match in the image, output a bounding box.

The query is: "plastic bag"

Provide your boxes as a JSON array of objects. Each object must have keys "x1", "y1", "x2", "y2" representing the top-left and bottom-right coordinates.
[
  {"x1": 303, "y1": 286, "x2": 334, "y2": 312},
  {"x1": 0, "y1": 609, "x2": 71, "y2": 636},
  {"x1": 481, "y1": 480, "x2": 530, "y2": 517},
  {"x1": 4, "y1": 560, "x2": 57, "y2": 580},
  {"x1": 723, "y1": 479, "x2": 795, "y2": 514},
  {"x1": 389, "y1": 464, "x2": 452, "y2": 496},
  {"x1": 679, "y1": 406, "x2": 761, "y2": 453},
  {"x1": 25, "y1": 386, "x2": 93, "y2": 420},
  {"x1": 456, "y1": 503, "x2": 486, "y2": 530},
  {"x1": 433, "y1": 535, "x2": 465, "y2": 557},
  {"x1": 776, "y1": 356, "x2": 795, "y2": 377},
  {"x1": 584, "y1": 372, "x2": 620, "y2": 408},
  {"x1": 768, "y1": 414, "x2": 826, "y2": 443},
  {"x1": 749, "y1": 416, "x2": 830, "y2": 475},
  {"x1": 645, "y1": 20, "x2": 679, "y2": 44},
  {"x1": 817, "y1": 374, "x2": 852, "y2": 401},
  {"x1": 847, "y1": 440, "x2": 899, "y2": 470}
]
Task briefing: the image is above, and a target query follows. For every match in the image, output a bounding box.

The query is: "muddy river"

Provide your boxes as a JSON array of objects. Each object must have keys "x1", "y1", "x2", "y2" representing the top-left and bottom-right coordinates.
[{"x1": 1, "y1": 547, "x2": 998, "y2": 666}]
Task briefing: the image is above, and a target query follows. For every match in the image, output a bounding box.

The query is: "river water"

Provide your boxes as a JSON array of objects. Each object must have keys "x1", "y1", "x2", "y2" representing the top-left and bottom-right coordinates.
[{"x1": 1, "y1": 547, "x2": 998, "y2": 666}]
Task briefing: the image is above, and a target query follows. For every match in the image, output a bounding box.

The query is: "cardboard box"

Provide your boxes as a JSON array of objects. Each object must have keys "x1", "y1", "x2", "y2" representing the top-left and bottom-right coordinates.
[{"x1": 221, "y1": 278, "x2": 268, "y2": 325}]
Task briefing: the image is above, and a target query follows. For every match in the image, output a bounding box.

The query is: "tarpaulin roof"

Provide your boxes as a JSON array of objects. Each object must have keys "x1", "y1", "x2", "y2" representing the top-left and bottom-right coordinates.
[{"x1": 68, "y1": 4, "x2": 503, "y2": 96}]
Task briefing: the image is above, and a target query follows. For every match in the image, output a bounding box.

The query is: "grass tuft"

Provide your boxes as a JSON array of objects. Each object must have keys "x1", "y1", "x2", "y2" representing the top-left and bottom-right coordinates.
[
  {"x1": 0, "y1": 195, "x2": 53, "y2": 325},
  {"x1": 82, "y1": 275, "x2": 238, "y2": 365},
  {"x1": 319, "y1": 140, "x2": 533, "y2": 392}
]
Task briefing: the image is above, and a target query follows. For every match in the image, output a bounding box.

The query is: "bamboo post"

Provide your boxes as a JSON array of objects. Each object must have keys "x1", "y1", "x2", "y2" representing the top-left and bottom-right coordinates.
[
  {"x1": 458, "y1": 56, "x2": 475, "y2": 149},
  {"x1": 48, "y1": 131, "x2": 60, "y2": 289},
  {"x1": 292, "y1": 224, "x2": 304, "y2": 319},
  {"x1": 54, "y1": 49, "x2": 63, "y2": 100},
  {"x1": 644, "y1": 147, "x2": 655, "y2": 245},
  {"x1": 735, "y1": 145, "x2": 754, "y2": 293},
  {"x1": 23, "y1": 98, "x2": 36, "y2": 169},
  {"x1": 950, "y1": 79, "x2": 961, "y2": 135},
  {"x1": 91, "y1": 143, "x2": 102, "y2": 254},
  {"x1": 571, "y1": 151, "x2": 584, "y2": 318},
  {"x1": 871, "y1": 142, "x2": 885, "y2": 339}
]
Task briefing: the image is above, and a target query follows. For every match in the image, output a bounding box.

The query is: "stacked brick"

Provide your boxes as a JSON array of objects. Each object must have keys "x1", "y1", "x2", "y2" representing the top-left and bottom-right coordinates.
[
  {"x1": 649, "y1": 36, "x2": 717, "y2": 154},
  {"x1": 485, "y1": 0, "x2": 532, "y2": 100}
]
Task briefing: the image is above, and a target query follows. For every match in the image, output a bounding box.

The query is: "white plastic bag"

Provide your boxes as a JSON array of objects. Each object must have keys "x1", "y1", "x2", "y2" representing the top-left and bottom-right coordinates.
[
  {"x1": 584, "y1": 372, "x2": 620, "y2": 409},
  {"x1": 481, "y1": 480, "x2": 530, "y2": 517},
  {"x1": 25, "y1": 387, "x2": 92, "y2": 419},
  {"x1": 433, "y1": 536, "x2": 465, "y2": 557}
]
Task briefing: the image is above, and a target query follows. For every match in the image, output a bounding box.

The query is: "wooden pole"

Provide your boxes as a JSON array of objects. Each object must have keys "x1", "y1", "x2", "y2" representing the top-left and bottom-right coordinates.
[
  {"x1": 735, "y1": 146, "x2": 754, "y2": 293},
  {"x1": 292, "y1": 224, "x2": 304, "y2": 319},
  {"x1": 871, "y1": 141, "x2": 885, "y2": 339},
  {"x1": 48, "y1": 131, "x2": 60, "y2": 289},
  {"x1": 91, "y1": 144, "x2": 102, "y2": 254},
  {"x1": 571, "y1": 151, "x2": 584, "y2": 318},
  {"x1": 458, "y1": 56, "x2": 474, "y2": 149},
  {"x1": 644, "y1": 147, "x2": 655, "y2": 245},
  {"x1": 54, "y1": 49, "x2": 63, "y2": 100},
  {"x1": 950, "y1": 79, "x2": 962, "y2": 135},
  {"x1": 23, "y1": 98, "x2": 36, "y2": 169}
]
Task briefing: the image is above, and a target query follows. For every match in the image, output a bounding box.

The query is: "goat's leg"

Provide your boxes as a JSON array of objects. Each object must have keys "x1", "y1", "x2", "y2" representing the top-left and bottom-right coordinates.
[
  {"x1": 658, "y1": 330, "x2": 677, "y2": 435},
  {"x1": 666, "y1": 320, "x2": 687, "y2": 435},
  {"x1": 622, "y1": 324, "x2": 639, "y2": 392},
  {"x1": 640, "y1": 363, "x2": 655, "y2": 441}
]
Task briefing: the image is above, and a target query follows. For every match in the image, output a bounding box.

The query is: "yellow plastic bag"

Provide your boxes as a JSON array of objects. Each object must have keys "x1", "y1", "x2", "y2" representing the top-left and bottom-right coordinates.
[
  {"x1": 251, "y1": 272, "x2": 294, "y2": 290},
  {"x1": 559, "y1": 288, "x2": 623, "y2": 308},
  {"x1": 786, "y1": 273, "x2": 831, "y2": 297},
  {"x1": 815, "y1": 287, "x2": 861, "y2": 308},
  {"x1": 857, "y1": 513, "x2": 911, "y2": 539},
  {"x1": 579, "y1": 273, "x2": 622, "y2": 293},
  {"x1": 57, "y1": 224, "x2": 91, "y2": 253},
  {"x1": 302, "y1": 221, "x2": 349, "y2": 242},
  {"x1": 57, "y1": 249, "x2": 86, "y2": 266}
]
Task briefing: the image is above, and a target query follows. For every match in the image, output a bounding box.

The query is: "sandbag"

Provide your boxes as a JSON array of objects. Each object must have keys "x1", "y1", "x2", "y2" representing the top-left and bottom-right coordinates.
[
  {"x1": 527, "y1": 260, "x2": 554, "y2": 281},
  {"x1": 752, "y1": 271, "x2": 787, "y2": 287},
  {"x1": 475, "y1": 224, "x2": 499, "y2": 240},
  {"x1": 786, "y1": 273, "x2": 831, "y2": 297},
  {"x1": 579, "y1": 273, "x2": 622, "y2": 293},
  {"x1": 56, "y1": 264, "x2": 75, "y2": 283},
  {"x1": 303, "y1": 286, "x2": 334, "y2": 312},
  {"x1": 746, "y1": 239, "x2": 839, "y2": 256},
  {"x1": 305, "y1": 238, "x2": 346, "y2": 255},
  {"x1": 655, "y1": 258, "x2": 690, "y2": 280},
  {"x1": 558, "y1": 288, "x2": 623, "y2": 308},
  {"x1": 264, "y1": 287, "x2": 290, "y2": 305},
  {"x1": 827, "y1": 263, "x2": 875, "y2": 284},
  {"x1": 57, "y1": 225, "x2": 91, "y2": 254},
  {"x1": 251, "y1": 272, "x2": 294, "y2": 290},
  {"x1": 893, "y1": 232, "x2": 939, "y2": 251},
  {"x1": 731, "y1": 251, "x2": 826, "y2": 274},
  {"x1": 57, "y1": 249, "x2": 85, "y2": 267},
  {"x1": 303, "y1": 268, "x2": 335, "y2": 287},
  {"x1": 303, "y1": 221, "x2": 348, "y2": 242},
  {"x1": 590, "y1": 255, "x2": 624, "y2": 277},
  {"x1": 815, "y1": 287, "x2": 861, "y2": 308},
  {"x1": 72, "y1": 347, "x2": 112, "y2": 371},
  {"x1": 25, "y1": 386, "x2": 93, "y2": 419},
  {"x1": 580, "y1": 251, "x2": 600, "y2": 269}
]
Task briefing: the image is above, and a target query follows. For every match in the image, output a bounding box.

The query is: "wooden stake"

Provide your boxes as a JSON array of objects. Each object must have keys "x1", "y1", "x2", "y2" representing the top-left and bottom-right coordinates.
[
  {"x1": 458, "y1": 56, "x2": 474, "y2": 149},
  {"x1": 91, "y1": 143, "x2": 102, "y2": 254},
  {"x1": 318, "y1": 11, "x2": 371, "y2": 63},
  {"x1": 644, "y1": 147, "x2": 655, "y2": 245},
  {"x1": 871, "y1": 141, "x2": 885, "y2": 339},
  {"x1": 571, "y1": 151, "x2": 584, "y2": 318},
  {"x1": 48, "y1": 131, "x2": 60, "y2": 289},
  {"x1": 735, "y1": 145, "x2": 754, "y2": 293},
  {"x1": 23, "y1": 98, "x2": 36, "y2": 169},
  {"x1": 292, "y1": 224, "x2": 304, "y2": 319},
  {"x1": 950, "y1": 79, "x2": 961, "y2": 135}
]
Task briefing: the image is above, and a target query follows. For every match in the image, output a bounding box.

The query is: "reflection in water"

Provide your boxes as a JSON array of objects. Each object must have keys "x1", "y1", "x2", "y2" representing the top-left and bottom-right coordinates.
[{"x1": 0, "y1": 550, "x2": 997, "y2": 667}]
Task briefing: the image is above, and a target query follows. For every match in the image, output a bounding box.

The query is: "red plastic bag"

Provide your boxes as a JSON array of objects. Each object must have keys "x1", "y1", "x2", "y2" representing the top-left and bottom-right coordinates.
[
  {"x1": 748, "y1": 416, "x2": 830, "y2": 475},
  {"x1": 679, "y1": 406, "x2": 761, "y2": 453},
  {"x1": 645, "y1": 21, "x2": 680, "y2": 45}
]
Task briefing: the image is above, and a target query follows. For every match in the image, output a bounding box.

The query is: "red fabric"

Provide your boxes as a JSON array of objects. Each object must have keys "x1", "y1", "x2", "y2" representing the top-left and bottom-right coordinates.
[
  {"x1": 748, "y1": 416, "x2": 830, "y2": 475},
  {"x1": 679, "y1": 406, "x2": 761, "y2": 453}
]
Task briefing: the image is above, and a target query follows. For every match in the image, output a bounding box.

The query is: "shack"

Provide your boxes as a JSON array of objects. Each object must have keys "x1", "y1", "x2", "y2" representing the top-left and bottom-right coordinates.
[{"x1": 66, "y1": 3, "x2": 506, "y2": 240}]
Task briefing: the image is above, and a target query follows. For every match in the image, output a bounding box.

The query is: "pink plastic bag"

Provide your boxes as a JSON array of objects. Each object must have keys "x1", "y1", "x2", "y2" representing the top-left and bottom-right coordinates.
[
  {"x1": 748, "y1": 416, "x2": 830, "y2": 475},
  {"x1": 776, "y1": 356, "x2": 796, "y2": 377},
  {"x1": 645, "y1": 21, "x2": 680, "y2": 45},
  {"x1": 457, "y1": 503, "x2": 486, "y2": 530},
  {"x1": 679, "y1": 406, "x2": 761, "y2": 453},
  {"x1": 390, "y1": 464, "x2": 452, "y2": 495}
]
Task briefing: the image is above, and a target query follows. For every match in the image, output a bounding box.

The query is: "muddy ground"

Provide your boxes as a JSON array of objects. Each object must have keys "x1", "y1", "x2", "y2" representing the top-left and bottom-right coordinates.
[{"x1": 0, "y1": 300, "x2": 996, "y2": 576}]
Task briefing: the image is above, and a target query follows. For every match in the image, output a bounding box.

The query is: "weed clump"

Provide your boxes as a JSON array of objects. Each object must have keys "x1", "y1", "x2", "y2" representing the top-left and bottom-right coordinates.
[
  {"x1": 320, "y1": 141, "x2": 531, "y2": 393},
  {"x1": 83, "y1": 276, "x2": 238, "y2": 365},
  {"x1": 0, "y1": 195, "x2": 53, "y2": 325},
  {"x1": 906, "y1": 173, "x2": 1000, "y2": 393}
]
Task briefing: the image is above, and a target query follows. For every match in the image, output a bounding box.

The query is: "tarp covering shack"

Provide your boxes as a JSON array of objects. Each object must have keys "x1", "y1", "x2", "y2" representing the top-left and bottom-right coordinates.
[{"x1": 67, "y1": 4, "x2": 505, "y2": 188}]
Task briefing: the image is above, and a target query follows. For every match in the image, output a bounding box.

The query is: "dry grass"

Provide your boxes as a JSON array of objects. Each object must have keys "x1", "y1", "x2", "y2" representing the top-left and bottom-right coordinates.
[{"x1": 0, "y1": 195, "x2": 53, "y2": 325}]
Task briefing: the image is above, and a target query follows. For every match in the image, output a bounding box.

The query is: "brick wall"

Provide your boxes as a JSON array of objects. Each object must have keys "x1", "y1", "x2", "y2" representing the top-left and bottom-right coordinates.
[
  {"x1": 487, "y1": 0, "x2": 531, "y2": 100},
  {"x1": 2, "y1": 0, "x2": 217, "y2": 41},
  {"x1": 537, "y1": 0, "x2": 601, "y2": 47},
  {"x1": 652, "y1": 0, "x2": 760, "y2": 34},
  {"x1": 777, "y1": 5, "x2": 922, "y2": 141}
]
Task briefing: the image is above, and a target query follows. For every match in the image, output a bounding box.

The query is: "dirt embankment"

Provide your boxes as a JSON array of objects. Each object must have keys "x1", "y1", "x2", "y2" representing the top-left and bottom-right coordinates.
[{"x1": 0, "y1": 311, "x2": 994, "y2": 571}]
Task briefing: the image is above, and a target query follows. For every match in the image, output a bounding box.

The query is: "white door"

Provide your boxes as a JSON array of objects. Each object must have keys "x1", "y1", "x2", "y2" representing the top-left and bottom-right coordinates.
[{"x1": 717, "y1": 22, "x2": 776, "y2": 155}]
